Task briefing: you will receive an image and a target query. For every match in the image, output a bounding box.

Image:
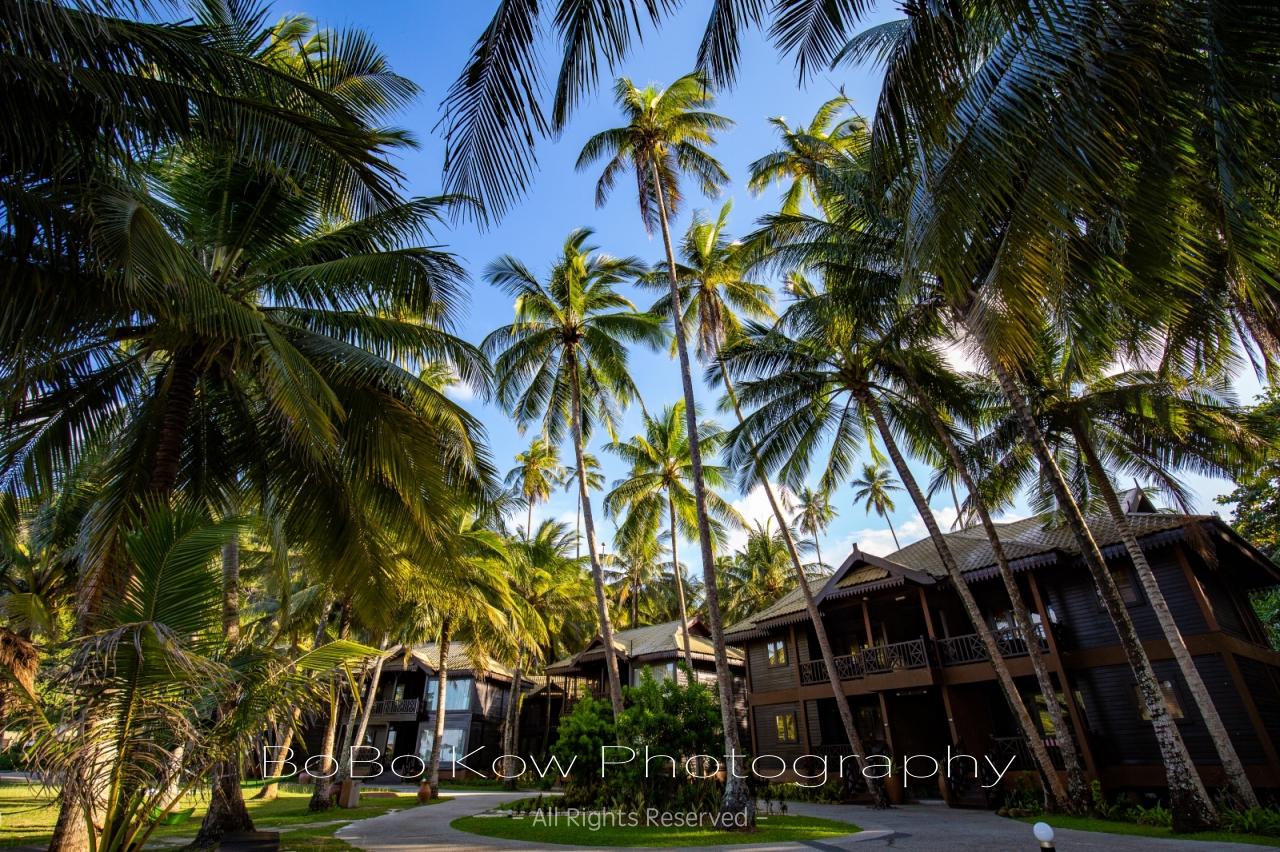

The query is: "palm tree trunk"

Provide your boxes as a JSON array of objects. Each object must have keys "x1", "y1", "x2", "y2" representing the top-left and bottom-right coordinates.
[
  {"x1": 257, "y1": 710, "x2": 298, "y2": 800},
  {"x1": 903, "y1": 370, "x2": 1089, "y2": 813},
  {"x1": 652, "y1": 166, "x2": 752, "y2": 826},
  {"x1": 147, "y1": 349, "x2": 200, "y2": 494},
  {"x1": 576, "y1": 490, "x2": 582, "y2": 559},
  {"x1": 1071, "y1": 424, "x2": 1258, "y2": 810},
  {"x1": 528, "y1": 501, "x2": 534, "y2": 540},
  {"x1": 669, "y1": 491, "x2": 694, "y2": 671},
  {"x1": 720, "y1": 366, "x2": 888, "y2": 808},
  {"x1": 814, "y1": 538, "x2": 823, "y2": 571},
  {"x1": 631, "y1": 563, "x2": 640, "y2": 628},
  {"x1": 309, "y1": 600, "x2": 344, "y2": 812},
  {"x1": 48, "y1": 770, "x2": 90, "y2": 852},
  {"x1": 503, "y1": 644, "x2": 526, "y2": 789},
  {"x1": 194, "y1": 534, "x2": 254, "y2": 847},
  {"x1": 885, "y1": 515, "x2": 900, "y2": 550},
  {"x1": 567, "y1": 351, "x2": 625, "y2": 718},
  {"x1": 339, "y1": 636, "x2": 389, "y2": 784},
  {"x1": 859, "y1": 388, "x2": 1070, "y2": 812},
  {"x1": 426, "y1": 618, "x2": 451, "y2": 797},
  {"x1": 979, "y1": 347, "x2": 1218, "y2": 832}
]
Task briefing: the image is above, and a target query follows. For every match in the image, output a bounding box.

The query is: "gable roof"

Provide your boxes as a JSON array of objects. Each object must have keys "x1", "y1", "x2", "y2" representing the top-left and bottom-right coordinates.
[
  {"x1": 545, "y1": 617, "x2": 745, "y2": 675},
  {"x1": 385, "y1": 641, "x2": 522, "y2": 681},
  {"x1": 724, "y1": 501, "x2": 1280, "y2": 641},
  {"x1": 723, "y1": 549, "x2": 934, "y2": 641}
]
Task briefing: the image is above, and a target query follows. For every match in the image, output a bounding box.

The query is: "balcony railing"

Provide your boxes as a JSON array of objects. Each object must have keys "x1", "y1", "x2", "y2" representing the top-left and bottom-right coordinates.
[
  {"x1": 370, "y1": 698, "x2": 419, "y2": 716},
  {"x1": 797, "y1": 638, "x2": 929, "y2": 684},
  {"x1": 937, "y1": 625, "x2": 1049, "y2": 667},
  {"x1": 990, "y1": 735, "x2": 1066, "y2": 771}
]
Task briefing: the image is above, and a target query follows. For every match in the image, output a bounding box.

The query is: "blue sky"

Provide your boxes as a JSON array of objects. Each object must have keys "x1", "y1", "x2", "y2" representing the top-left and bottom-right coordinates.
[{"x1": 295, "y1": 1, "x2": 1261, "y2": 564}]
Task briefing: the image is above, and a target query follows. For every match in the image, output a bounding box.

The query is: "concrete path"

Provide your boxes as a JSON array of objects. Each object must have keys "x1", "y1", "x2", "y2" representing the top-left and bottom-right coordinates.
[{"x1": 335, "y1": 790, "x2": 1268, "y2": 852}]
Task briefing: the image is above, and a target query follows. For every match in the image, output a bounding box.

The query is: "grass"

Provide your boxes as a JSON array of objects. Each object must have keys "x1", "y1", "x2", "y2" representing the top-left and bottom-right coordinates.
[
  {"x1": 452, "y1": 810, "x2": 858, "y2": 847},
  {"x1": 1016, "y1": 815, "x2": 1280, "y2": 847},
  {"x1": 0, "y1": 783, "x2": 448, "y2": 852}
]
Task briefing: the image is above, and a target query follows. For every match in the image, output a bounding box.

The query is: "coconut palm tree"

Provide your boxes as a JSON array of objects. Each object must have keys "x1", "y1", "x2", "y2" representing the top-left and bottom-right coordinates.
[
  {"x1": 849, "y1": 464, "x2": 902, "y2": 550},
  {"x1": 563, "y1": 453, "x2": 605, "y2": 557},
  {"x1": 791, "y1": 486, "x2": 837, "y2": 569},
  {"x1": 747, "y1": 95, "x2": 868, "y2": 217},
  {"x1": 438, "y1": 0, "x2": 889, "y2": 218},
  {"x1": 718, "y1": 519, "x2": 808, "y2": 623},
  {"x1": 482, "y1": 228, "x2": 663, "y2": 719},
  {"x1": 721, "y1": 291, "x2": 1074, "y2": 811},
  {"x1": 506, "y1": 439, "x2": 567, "y2": 537},
  {"x1": 651, "y1": 193, "x2": 888, "y2": 807},
  {"x1": 604, "y1": 401, "x2": 742, "y2": 669},
  {"x1": 969, "y1": 337, "x2": 1277, "y2": 810},
  {"x1": 577, "y1": 73, "x2": 754, "y2": 820}
]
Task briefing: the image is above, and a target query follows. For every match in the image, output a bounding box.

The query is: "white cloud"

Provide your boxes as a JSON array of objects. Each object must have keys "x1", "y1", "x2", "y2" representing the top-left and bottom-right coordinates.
[
  {"x1": 725, "y1": 484, "x2": 797, "y2": 553},
  {"x1": 443, "y1": 381, "x2": 474, "y2": 401},
  {"x1": 821, "y1": 505, "x2": 960, "y2": 560}
]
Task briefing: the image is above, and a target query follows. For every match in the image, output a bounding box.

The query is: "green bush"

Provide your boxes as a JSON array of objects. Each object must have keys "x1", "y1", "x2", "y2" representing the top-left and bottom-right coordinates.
[
  {"x1": 1222, "y1": 807, "x2": 1280, "y2": 837},
  {"x1": 1090, "y1": 780, "x2": 1133, "y2": 821},
  {"x1": 1132, "y1": 802, "x2": 1172, "y2": 827},
  {"x1": 1003, "y1": 775, "x2": 1044, "y2": 816},
  {"x1": 550, "y1": 666, "x2": 723, "y2": 812}
]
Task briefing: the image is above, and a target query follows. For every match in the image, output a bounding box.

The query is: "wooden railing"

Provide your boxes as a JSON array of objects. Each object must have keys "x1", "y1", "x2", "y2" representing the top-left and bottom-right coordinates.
[
  {"x1": 370, "y1": 698, "x2": 419, "y2": 716},
  {"x1": 797, "y1": 638, "x2": 929, "y2": 684},
  {"x1": 937, "y1": 625, "x2": 1049, "y2": 667},
  {"x1": 990, "y1": 735, "x2": 1065, "y2": 771}
]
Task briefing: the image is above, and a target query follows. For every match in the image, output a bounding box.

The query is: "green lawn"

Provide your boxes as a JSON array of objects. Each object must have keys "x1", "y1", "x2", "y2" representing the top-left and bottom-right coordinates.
[
  {"x1": 1017, "y1": 815, "x2": 1280, "y2": 847},
  {"x1": 452, "y1": 812, "x2": 858, "y2": 847},
  {"x1": 0, "y1": 784, "x2": 447, "y2": 852}
]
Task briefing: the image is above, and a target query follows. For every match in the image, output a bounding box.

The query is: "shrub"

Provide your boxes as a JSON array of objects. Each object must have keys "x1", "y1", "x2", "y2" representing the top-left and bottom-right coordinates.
[
  {"x1": 1090, "y1": 780, "x2": 1132, "y2": 821},
  {"x1": 1003, "y1": 775, "x2": 1044, "y2": 816},
  {"x1": 1132, "y1": 803, "x2": 1173, "y2": 827},
  {"x1": 1222, "y1": 807, "x2": 1280, "y2": 837}
]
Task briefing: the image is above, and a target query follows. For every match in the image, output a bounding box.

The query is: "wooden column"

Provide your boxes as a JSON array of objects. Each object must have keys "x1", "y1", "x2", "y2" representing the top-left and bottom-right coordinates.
[
  {"x1": 919, "y1": 587, "x2": 961, "y2": 748},
  {"x1": 861, "y1": 599, "x2": 875, "y2": 648},
  {"x1": 789, "y1": 624, "x2": 813, "y2": 754},
  {"x1": 1174, "y1": 546, "x2": 1279, "y2": 763},
  {"x1": 1026, "y1": 571, "x2": 1098, "y2": 775}
]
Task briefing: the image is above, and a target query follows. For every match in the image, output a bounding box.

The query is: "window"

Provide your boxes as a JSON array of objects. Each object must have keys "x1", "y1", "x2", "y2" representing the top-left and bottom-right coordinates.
[
  {"x1": 417, "y1": 727, "x2": 467, "y2": 759},
  {"x1": 1135, "y1": 681, "x2": 1184, "y2": 720},
  {"x1": 426, "y1": 677, "x2": 472, "y2": 710},
  {"x1": 1098, "y1": 567, "x2": 1141, "y2": 607},
  {"x1": 766, "y1": 639, "x2": 788, "y2": 666},
  {"x1": 632, "y1": 663, "x2": 676, "y2": 686},
  {"x1": 775, "y1": 713, "x2": 798, "y2": 743},
  {"x1": 393, "y1": 682, "x2": 406, "y2": 701}
]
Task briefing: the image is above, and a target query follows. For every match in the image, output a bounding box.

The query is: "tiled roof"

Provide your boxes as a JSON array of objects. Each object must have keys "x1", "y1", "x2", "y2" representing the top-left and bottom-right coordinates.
[
  {"x1": 723, "y1": 509, "x2": 1204, "y2": 640},
  {"x1": 546, "y1": 619, "x2": 745, "y2": 674},
  {"x1": 393, "y1": 641, "x2": 519, "y2": 679},
  {"x1": 884, "y1": 512, "x2": 1196, "y2": 579}
]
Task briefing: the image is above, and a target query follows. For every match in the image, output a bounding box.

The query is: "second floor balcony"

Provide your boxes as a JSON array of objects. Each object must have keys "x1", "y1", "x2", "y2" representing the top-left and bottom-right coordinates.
[
  {"x1": 798, "y1": 638, "x2": 930, "y2": 685},
  {"x1": 370, "y1": 697, "x2": 419, "y2": 716}
]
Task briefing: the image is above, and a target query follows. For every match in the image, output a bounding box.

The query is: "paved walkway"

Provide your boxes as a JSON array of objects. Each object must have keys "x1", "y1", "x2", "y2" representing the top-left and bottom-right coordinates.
[{"x1": 336, "y1": 790, "x2": 1266, "y2": 852}]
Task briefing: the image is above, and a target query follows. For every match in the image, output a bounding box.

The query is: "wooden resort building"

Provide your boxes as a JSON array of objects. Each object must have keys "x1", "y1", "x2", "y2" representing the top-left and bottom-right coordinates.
[{"x1": 723, "y1": 493, "x2": 1280, "y2": 806}]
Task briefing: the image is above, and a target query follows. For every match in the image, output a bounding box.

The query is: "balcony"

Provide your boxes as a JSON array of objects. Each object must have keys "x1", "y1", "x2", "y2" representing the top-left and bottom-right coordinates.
[
  {"x1": 990, "y1": 735, "x2": 1066, "y2": 771},
  {"x1": 370, "y1": 698, "x2": 419, "y2": 716},
  {"x1": 937, "y1": 625, "x2": 1049, "y2": 667},
  {"x1": 798, "y1": 638, "x2": 930, "y2": 685}
]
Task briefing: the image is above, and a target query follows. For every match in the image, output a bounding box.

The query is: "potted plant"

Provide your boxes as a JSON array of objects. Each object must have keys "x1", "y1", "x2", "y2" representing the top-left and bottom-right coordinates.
[{"x1": 881, "y1": 759, "x2": 905, "y2": 805}]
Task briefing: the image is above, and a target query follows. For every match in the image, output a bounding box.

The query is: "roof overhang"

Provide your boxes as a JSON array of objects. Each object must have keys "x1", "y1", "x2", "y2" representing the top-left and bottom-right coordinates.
[{"x1": 816, "y1": 546, "x2": 936, "y2": 606}]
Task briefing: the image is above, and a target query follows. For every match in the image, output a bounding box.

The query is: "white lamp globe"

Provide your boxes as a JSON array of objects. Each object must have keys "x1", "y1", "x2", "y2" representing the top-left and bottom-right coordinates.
[{"x1": 1033, "y1": 822, "x2": 1055, "y2": 842}]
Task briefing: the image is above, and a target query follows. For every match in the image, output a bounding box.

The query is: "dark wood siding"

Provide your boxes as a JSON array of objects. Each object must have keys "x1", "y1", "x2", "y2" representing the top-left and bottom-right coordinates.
[
  {"x1": 1236, "y1": 656, "x2": 1280, "y2": 755},
  {"x1": 752, "y1": 702, "x2": 805, "y2": 763},
  {"x1": 1038, "y1": 565, "x2": 1122, "y2": 651},
  {"x1": 748, "y1": 634, "x2": 797, "y2": 691},
  {"x1": 1199, "y1": 569, "x2": 1248, "y2": 640}
]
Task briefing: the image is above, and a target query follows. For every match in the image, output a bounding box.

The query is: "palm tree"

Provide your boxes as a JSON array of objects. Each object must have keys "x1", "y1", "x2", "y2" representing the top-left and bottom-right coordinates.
[
  {"x1": 721, "y1": 292, "x2": 1075, "y2": 811},
  {"x1": 791, "y1": 486, "x2": 837, "y2": 569},
  {"x1": 482, "y1": 229, "x2": 663, "y2": 719},
  {"x1": 563, "y1": 453, "x2": 605, "y2": 557},
  {"x1": 718, "y1": 519, "x2": 808, "y2": 623},
  {"x1": 604, "y1": 401, "x2": 741, "y2": 669},
  {"x1": 747, "y1": 95, "x2": 868, "y2": 217},
  {"x1": 849, "y1": 464, "x2": 902, "y2": 550},
  {"x1": 577, "y1": 73, "x2": 755, "y2": 821},
  {"x1": 971, "y1": 340, "x2": 1276, "y2": 810},
  {"x1": 506, "y1": 439, "x2": 567, "y2": 537},
  {"x1": 438, "y1": 0, "x2": 893, "y2": 217},
  {"x1": 652, "y1": 191, "x2": 888, "y2": 807}
]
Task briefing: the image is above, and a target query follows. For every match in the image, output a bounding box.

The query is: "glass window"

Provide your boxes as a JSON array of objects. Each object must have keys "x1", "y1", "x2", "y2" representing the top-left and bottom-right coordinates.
[
  {"x1": 1099, "y1": 567, "x2": 1141, "y2": 607},
  {"x1": 766, "y1": 640, "x2": 788, "y2": 666},
  {"x1": 1135, "y1": 681, "x2": 1184, "y2": 720},
  {"x1": 775, "y1": 713, "x2": 798, "y2": 743},
  {"x1": 417, "y1": 727, "x2": 467, "y2": 759},
  {"x1": 631, "y1": 663, "x2": 676, "y2": 686},
  {"x1": 426, "y1": 677, "x2": 472, "y2": 710},
  {"x1": 393, "y1": 682, "x2": 406, "y2": 701}
]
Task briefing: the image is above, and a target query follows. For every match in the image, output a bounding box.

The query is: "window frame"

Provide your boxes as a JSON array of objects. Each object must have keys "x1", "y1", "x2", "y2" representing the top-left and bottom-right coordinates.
[
  {"x1": 1098, "y1": 565, "x2": 1142, "y2": 609},
  {"x1": 766, "y1": 639, "x2": 788, "y2": 666},
  {"x1": 775, "y1": 712, "x2": 798, "y2": 743},
  {"x1": 1134, "y1": 680, "x2": 1185, "y2": 721}
]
